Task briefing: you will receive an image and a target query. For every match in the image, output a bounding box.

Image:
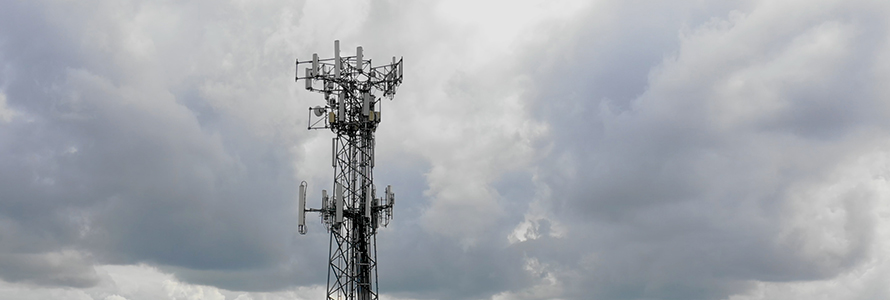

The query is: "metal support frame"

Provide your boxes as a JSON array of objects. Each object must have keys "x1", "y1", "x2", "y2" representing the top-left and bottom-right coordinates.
[{"x1": 296, "y1": 40, "x2": 403, "y2": 300}]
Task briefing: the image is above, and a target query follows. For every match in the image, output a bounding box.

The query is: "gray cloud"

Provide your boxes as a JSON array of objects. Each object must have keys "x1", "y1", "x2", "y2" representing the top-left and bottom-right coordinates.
[
  {"x1": 518, "y1": 0, "x2": 890, "y2": 299},
  {"x1": 0, "y1": 251, "x2": 98, "y2": 288},
  {"x1": 1, "y1": 0, "x2": 890, "y2": 300},
  {"x1": 0, "y1": 0, "x2": 323, "y2": 291}
]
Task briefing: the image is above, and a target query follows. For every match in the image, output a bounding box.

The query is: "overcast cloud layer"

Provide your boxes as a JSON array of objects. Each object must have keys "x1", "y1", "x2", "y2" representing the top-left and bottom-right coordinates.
[{"x1": 2, "y1": 0, "x2": 890, "y2": 299}]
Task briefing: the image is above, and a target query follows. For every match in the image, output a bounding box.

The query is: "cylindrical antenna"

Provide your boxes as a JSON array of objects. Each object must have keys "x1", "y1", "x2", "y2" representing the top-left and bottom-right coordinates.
[
  {"x1": 362, "y1": 92, "x2": 371, "y2": 116},
  {"x1": 356, "y1": 46, "x2": 363, "y2": 71},
  {"x1": 334, "y1": 40, "x2": 341, "y2": 77}
]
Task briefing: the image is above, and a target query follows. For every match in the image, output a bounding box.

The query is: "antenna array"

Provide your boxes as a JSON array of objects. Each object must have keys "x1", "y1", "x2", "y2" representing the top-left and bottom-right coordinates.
[{"x1": 295, "y1": 40, "x2": 403, "y2": 300}]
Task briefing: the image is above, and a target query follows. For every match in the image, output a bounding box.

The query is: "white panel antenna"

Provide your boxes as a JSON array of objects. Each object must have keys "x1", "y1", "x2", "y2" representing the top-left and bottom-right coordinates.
[
  {"x1": 322, "y1": 189, "x2": 329, "y2": 223},
  {"x1": 338, "y1": 92, "x2": 346, "y2": 122},
  {"x1": 335, "y1": 182, "x2": 344, "y2": 224},
  {"x1": 332, "y1": 138, "x2": 337, "y2": 168},
  {"x1": 365, "y1": 188, "x2": 372, "y2": 219},
  {"x1": 298, "y1": 181, "x2": 307, "y2": 234},
  {"x1": 386, "y1": 185, "x2": 394, "y2": 218},
  {"x1": 312, "y1": 53, "x2": 319, "y2": 76}
]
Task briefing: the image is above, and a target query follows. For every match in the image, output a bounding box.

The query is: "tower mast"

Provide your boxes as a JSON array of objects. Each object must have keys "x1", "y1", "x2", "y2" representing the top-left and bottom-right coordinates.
[{"x1": 296, "y1": 40, "x2": 403, "y2": 300}]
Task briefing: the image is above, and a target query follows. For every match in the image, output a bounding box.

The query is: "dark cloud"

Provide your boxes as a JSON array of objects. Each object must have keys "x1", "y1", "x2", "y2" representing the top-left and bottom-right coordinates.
[
  {"x1": 0, "y1": 0, "x2": 323, "y2": 291},
  {"x1": 0, "y1": 251, "x2": 98, "y2": 288},
  {"x1": 519, "y1": 1, "x2": 890, "y2": 299}
]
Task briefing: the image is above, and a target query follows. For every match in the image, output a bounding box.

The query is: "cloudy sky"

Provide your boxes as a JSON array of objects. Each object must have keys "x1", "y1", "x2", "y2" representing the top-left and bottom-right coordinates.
[{"x1": 2, "y1": 0, "x2": 890, "y2": 299}]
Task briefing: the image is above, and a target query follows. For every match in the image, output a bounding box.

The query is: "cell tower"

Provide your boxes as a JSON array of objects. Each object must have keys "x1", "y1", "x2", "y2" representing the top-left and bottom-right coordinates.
[{"x1": 295, "y1": 40, "x2": 403, "y2": 300}]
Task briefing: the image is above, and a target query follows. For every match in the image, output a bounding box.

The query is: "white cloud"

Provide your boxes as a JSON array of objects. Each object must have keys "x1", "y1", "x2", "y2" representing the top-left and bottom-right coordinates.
[
  {"x1": 727, "y1": 146, "x2": 890, "y2": 299},
  {"x1": 378, "y1": 0, "x2": 582, "y2": 246}
]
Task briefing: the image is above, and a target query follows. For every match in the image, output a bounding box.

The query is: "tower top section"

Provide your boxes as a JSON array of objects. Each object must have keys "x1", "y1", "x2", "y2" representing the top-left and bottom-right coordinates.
[{"x1": 296, "y1": 40, "x2": 404, "y2": 133}]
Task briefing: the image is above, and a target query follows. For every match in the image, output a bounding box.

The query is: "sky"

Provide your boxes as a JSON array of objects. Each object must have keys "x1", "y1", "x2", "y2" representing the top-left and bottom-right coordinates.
[{"x1": 1, "y1": 0, "x2": 890, "y2": 299}]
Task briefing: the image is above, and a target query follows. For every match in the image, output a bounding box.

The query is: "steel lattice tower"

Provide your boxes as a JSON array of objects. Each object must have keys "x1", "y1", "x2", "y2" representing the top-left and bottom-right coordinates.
[{"x1": 295, "y1": 40, "x2": 403, "y2": 300}]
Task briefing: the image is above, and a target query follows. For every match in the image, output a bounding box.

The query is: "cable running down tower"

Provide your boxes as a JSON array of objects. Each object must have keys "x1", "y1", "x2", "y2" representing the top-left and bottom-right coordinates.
[{"x1": 295, "y1": 40, "x2": 403, "y2": 300}]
